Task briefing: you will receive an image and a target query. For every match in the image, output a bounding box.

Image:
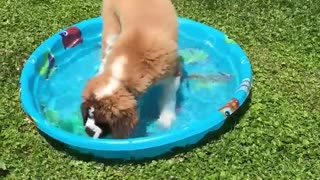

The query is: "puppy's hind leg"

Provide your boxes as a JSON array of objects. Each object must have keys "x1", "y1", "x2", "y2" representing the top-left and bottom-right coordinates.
[
  {"x1": 158, "y1": 75, "x2": 181, "y2": 129},
  {"x1": 98, "y1": 0, "x2": 121, "y2": 74}
]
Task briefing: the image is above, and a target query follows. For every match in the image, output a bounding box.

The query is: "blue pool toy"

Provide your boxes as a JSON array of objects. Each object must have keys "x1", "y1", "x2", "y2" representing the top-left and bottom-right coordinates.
[{"x1": 20, "y1": 17, "x2": 252, "y2": 160}]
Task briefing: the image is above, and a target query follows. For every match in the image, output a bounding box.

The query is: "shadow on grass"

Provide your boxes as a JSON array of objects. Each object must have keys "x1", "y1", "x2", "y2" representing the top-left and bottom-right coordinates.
[
  {"x1": 39, "y1": 91, "x2": 252, "y2": 165},
  {"x1": 0, "y1": 169, "x2": 10, "y2": 178}
]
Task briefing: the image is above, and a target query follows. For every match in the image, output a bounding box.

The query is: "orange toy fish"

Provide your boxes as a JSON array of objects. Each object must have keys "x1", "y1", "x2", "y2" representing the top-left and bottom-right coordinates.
[{"x1": 219, "y1": 98, "x2": 239, "y2": 117}]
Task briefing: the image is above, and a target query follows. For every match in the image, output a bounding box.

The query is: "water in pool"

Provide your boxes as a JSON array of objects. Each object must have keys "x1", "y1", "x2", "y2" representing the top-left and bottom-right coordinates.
[{"x1": 35, "y1": 28, "x2": 239, "y2": 138}]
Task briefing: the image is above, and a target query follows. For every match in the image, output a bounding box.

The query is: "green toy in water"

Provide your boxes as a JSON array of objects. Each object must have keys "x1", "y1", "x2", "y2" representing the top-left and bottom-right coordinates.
[
  {"x1": 39, "y1": 51, "x2": 56, "y2": 79},
  {"x1": 178, "y1": 48, "x2": 209, "y2": 64},
  {"x1": 43, "y1": 109, "x2": 86, "y2": 136},
  {"x1": 185, "y1": 72, "x2": 234, "y2": 91}
]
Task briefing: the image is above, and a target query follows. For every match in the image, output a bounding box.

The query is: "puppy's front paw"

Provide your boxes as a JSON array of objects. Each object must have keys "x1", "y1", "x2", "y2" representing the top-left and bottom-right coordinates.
[{"x1": 158, "y1": 111, "x2": 176, "y2": 129}]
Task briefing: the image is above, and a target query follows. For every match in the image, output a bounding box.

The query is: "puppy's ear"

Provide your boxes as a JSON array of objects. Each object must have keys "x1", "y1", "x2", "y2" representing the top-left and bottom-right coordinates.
[
  {"x1": 80, "y1": 102, "x2": 89, "y2": 125},
  {"x1": 111, "y1": 107, "x2": 138, "y2": 139},
  {"x1": 108, "y1": 93, "x2": 138, "y2": 139}
]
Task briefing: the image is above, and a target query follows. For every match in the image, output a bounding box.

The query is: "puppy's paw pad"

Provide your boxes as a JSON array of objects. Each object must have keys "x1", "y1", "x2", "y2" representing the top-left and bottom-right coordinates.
[{"x1": 158, "y1": 111, "x2": 176, "y2": 129}]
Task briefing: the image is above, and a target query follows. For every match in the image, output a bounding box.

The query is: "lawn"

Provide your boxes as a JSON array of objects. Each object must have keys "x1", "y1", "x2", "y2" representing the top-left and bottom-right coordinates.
[{"x1": 0, "y1": 0, "x2": 319, "y2": 179}]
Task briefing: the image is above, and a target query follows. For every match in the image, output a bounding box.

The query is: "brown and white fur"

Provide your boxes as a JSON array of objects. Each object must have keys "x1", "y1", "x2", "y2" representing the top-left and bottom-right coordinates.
[{"x1": 81, "y1": 0, "x2": 180, "y2": 139}]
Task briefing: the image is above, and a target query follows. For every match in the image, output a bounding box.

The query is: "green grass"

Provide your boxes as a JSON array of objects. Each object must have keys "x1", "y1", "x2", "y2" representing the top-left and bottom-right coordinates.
[{"x1": 1, "y1": 0, "x2": 319, "y2": 179}]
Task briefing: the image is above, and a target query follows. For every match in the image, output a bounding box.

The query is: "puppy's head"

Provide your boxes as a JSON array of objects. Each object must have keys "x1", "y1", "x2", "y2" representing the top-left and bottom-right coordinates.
[{"x1": 81, "y1": 88, "x2": 138, "y2": 139}]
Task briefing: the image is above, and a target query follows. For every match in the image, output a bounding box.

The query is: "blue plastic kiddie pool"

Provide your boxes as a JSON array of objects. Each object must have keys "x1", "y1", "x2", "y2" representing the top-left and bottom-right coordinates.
[{"x1": 20, "y1": 17, "x2": 252, "y2": 160}]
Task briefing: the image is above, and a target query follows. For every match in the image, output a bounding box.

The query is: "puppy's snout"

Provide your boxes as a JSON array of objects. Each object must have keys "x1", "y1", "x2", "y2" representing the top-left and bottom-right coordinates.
[{"x1": 85, "y1": 127, "x2": 95, "y2": 137}]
